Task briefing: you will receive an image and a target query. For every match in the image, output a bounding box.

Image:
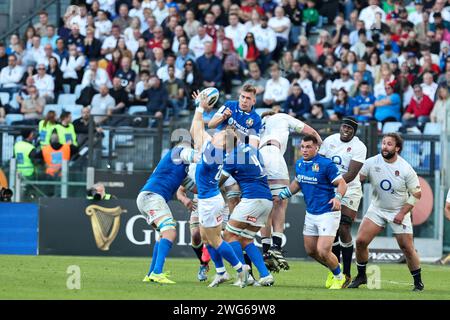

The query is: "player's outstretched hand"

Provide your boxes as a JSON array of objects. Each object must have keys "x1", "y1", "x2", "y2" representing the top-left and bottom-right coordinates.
[
  {"x1": 192, "y1": 90, "x2": 212, "y2": 111},
  {"x1": 329, "y1": 198, "x2": 341, "y2": 211},
  {"x1": 393, "y1": 212, "x2": 406, "y2": 225}
]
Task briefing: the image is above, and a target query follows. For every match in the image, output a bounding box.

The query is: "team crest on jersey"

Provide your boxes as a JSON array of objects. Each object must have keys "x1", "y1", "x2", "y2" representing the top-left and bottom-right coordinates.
[
  {"x1": 347, "y1": 147, "x2": 352, "y2": 152},
  {"x1": 395, "y1": 170, "x2": 400, "y2": 176},
  {"x1": 312, "y1": 163, "x2": 319, "y2": 172},
  {"x1": 246, "y1": 118, "x2": 254, "y2": 127}
]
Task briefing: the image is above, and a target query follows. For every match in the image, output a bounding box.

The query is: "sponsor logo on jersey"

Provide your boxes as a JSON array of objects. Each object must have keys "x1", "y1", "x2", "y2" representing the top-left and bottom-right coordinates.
[
  {"x1": 247, "y1": 216, "x2": 257, "y2": 223},
  {"x1": 312, "y1": 163, "x2": 319, "y2": 172},
  {"x1": 246, "y1": 118, "x2": 254, "y2": 127}
]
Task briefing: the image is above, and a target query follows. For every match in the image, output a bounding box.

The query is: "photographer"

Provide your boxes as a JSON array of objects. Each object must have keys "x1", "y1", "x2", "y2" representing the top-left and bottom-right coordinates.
[
  {"x1": 86, "y1": 182, "x2": 116, "y2": 200},
  {"x1": 0, "y1": 187, "x2": 13, "y2": 202}
]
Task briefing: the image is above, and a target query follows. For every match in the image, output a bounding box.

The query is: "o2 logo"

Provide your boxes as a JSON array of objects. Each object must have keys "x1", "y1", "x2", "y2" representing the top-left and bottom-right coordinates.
[
  {"x1": 332, "y1": 156, "x2": 345, "y2": 170},
  {"x1": 380, "y1": 179, "x2": 394, "y2": 194}
]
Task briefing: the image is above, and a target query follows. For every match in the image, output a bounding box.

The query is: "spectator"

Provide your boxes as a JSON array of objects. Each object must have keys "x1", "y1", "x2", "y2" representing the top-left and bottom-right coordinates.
[
  {"x1": 269, "y1": 6, "x2": 291, "y2": 61},
  {"x1": 225, "y1": 13, "x2": 247, "y2": 50},
  {"x1": 332, "y1": 14, "x2": 351, "y2": 47},
  {"x1": 90, "y1": 84, "x2": 115, "y2": 125},
  {"x1": 165, "y1": 65, "x2": 186, "y2": 118},
  {"x1": 157, "y1": 53, "x2": 183, "y2": 82},
  {"x1": 296, "y1": 66, "x2": 316, "y2": 103},
  {"x1": 0, "y1": 99, "x2": 5, "y2": 124},
  {"x1": 196, "y1": 41, "x2": 223, "y2": 89},
  {"x1": 84, "y1": 26, "x2": 102, "y2": 60},
  {"x1": 106, "y1": 49, "x2": 123, "y2": 81},
  {"x1": 32, "y1": 63, "x2": 55, "y2": 103},
  {"x1": 371, "y1": 81, "x2": 402, "y2": 123},
  {"x1": 47, "y1": 57, "x2": 63, "y2": 97},
  {"x1": 421, "y1": 72, "x2": 438, "y2": 101},
  {"x1": 73, "y1": 106, "x2": 103, "y2": 146},
  {"x1": 221, "y1": 39, "x2": 241, "y2": 99},
  {"x1": 134, "y1": 69, "x2": 150, "y2": 103},
  {"x1": 283, "y1": 83, "x2": 311, "y2": 120},
  {"x1": 24, "y1": 35, "x2": 45, "y2": 67},
  {"x1": 109, "y1": 76, "x2": 130, "y2": 116},
  {"x1": 113, "y1": 3, "x2": 132, "y2": 33},
  {"x1": 263, "y1": 63, "x2": 290, "y2": 108},
  {"x1": 284, "y1": 0, "x2": 303, "y2": 48},
  {"x1": 0, "y1": 54, "x2": 24, "y2": 94},
  {"x1": 310, "y1": 103, "x2": 329, "y2": 120},
  {"x1": 81, "y1": 59, "x2": 112, "y2": 91},
  {"x1": 430, "y1": 86, "x2": 450, "y2": 124},
  {"x1": 183, "y1": 59, "x2": 202, "y2": 105},
  {"x1": 56, "y1": 111, "x2": 78, "y2": 146},
  {"x1": 310, "y1": 66, "x2": 333, "y2": 109},
  {"x1": 401, "y1": 84, "x2": 434, "y2": 131},
  {"x1": 15, "y1": 85, "x2": 44, "y2": 125},
  {"x1": 153, "y1": 0, "x2": 169, "y2": 26},
  {"x1": 101, "y1": 25, "x2": 121, "y2": 60},
  {"x1": 331, "y1": 69, "x2": 355, "y2": 99},
  {"x1": 95, "y1": 10, "x2": 113, "y2": 41},
  {"x1": 244, "y1": 62, "x2": 267, "y2": 108},
  {"x1": 175, "y1": 43, "x2": 195, "y2": 70},
  {"x1": 41, "y1": 44, "x2": 61, "y2": 68},
  {"x1": 238, "y1": 32, "x2": 260, "y2": 66},
  {"x1": 60, "y1": 45, "x2": 86, "y2": 93},
  {"x1": 147, "y1": 25, "x2": 164, "y2": 50},
  {"x1": 34, "y1": 11, "x2": 49, "y2": 37},
  {"x1": 188, "y1": 25, "x2": 213, "y2": 59},
  {"x1": 41, "y1": 25, "x2": 59, "y2": 50},
  {"x1": 116, "y1": 56, "x2": 137, "y2": 93},
  {"x1": 67, "y1": 24, "x2": 85, "y2": 53},
  {"x1": 250, "y1": 15, "x2": 277, "y2": 74},
  {"x1": 151, "y1": 47, "x2": 166, "y2": 74},
  {"x1": 293, "y1": 36, "x2": 317, "y2": 65},
  {"x1": 54, "y1": 38, "x2": 69, "y2": 63},
  {"x1": 183, "y1": 10, "x2": 201, "y2": 40},
  {"x1": 359, "y1": 0, "x2": 386, "y2": 30},
  {"x1": 331, "y1": 88, "x2": 354, "y2": 120},
  {"x1": 139, "y1": 75, "x2": 168, "y2": 119},
  {"x1": 353, "y1": 81, "x2": 376, "y2": 122},
  {"x1": 302, "y1": 0, "x2": 319, "y2": 37}
]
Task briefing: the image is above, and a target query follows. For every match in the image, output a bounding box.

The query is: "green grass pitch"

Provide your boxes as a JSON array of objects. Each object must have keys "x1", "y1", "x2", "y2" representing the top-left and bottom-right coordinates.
[{"x1": 0, "y1": 255, "x2": 449, "y2": 300}]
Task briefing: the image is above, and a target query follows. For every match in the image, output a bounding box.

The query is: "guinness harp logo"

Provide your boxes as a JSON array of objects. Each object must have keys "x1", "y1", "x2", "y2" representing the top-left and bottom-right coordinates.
[{"x1": 85, "y1": 205, "x2": 126, "y2": 251}]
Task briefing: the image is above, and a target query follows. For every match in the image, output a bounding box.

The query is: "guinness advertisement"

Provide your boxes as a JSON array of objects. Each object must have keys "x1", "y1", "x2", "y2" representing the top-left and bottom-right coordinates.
[{"x1": 38, "y1": 198, "x2": 307, "y2": 257}]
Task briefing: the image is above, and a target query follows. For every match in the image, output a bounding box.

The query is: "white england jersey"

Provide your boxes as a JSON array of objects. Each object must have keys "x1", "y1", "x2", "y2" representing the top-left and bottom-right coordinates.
[
  {"x1": 360, "y1": 154, "x2": 421, "y2": 211},
  {"x1": 319, "y1": 133, "x2": 367, "y2": 188},
  {"x1": 447, "y1": 188, "x2": 450, "y2": 203},
  {"x1": 260, "y1": 113, "x2": 305, "y2": 155}
]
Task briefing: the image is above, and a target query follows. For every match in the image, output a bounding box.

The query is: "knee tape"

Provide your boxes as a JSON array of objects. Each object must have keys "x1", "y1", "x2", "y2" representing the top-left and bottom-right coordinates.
[
  {"x1": 226, "y1": 191, "x2": 241, "y2": 200},
  {"x1": 241, "y1": 229, "x2": 257, "y2": 240},
  {"x1": 225, "y1": 223, "x2": 244, "y2": 237},
  {"x1": 157, "y1": 217, "x2": 177, "y2": 232}
]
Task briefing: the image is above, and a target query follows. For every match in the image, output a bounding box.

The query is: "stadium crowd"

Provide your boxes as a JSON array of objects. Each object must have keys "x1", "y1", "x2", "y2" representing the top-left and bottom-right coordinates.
[{"x1": 0, "y1": 0, "x2": 450, "y2": 133}]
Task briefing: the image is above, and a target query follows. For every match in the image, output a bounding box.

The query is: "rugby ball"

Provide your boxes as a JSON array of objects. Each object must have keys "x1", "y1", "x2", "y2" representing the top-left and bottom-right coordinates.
[{"x1": 195, "y1": 87, "x2": 220, "y2": 108}]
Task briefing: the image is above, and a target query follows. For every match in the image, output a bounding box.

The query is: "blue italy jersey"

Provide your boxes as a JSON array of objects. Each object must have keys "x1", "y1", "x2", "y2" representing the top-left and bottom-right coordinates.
[
  {"x1": 141, "y1": 147, "x2": 189, "y2": 202},
  {"x1": 196, "y1": 141, "x2": 226, "y2": 199},
  {"x1": 295, "y1": 154, "x2": 341, "y2": 215},
  {"x1": 216, "y1": 101, "x2": 262, "y2": 139},
  {"x1": 223, "y1": 144, "x2": 272, "y2": 201}
]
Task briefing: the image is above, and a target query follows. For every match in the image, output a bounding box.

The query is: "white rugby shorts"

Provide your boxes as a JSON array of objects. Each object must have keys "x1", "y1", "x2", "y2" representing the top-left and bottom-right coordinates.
[
  {"x1": 136, "y1": 191, "x2": 173, "y2": 226},
  {"x1": 198, "y1": 193, "x2": 225, "y2": 228},
  {"x1": 364, "y1": 205, "x2": 413, "y2": 234},
  {"x1": 259, "y1": 145, "x2": 289, "y2": 180},
  {"x1": 303, "y1": 211, "x2": 341, "y2": 237},
  {"x1": 229, "y1": 198, "x2": 273, "y2": 227},
  {"x1": 341, "y1": 186, "x2": 363, "y2": 212}
]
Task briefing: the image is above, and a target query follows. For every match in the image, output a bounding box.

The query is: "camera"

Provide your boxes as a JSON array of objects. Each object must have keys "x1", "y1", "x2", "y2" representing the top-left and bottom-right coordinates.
[
  {"x1": 0, "y1": 188, "x2": 13, "y2": 202},
  {"x1": 87, "y1": 188, "x2": 102, "y2": 200}
]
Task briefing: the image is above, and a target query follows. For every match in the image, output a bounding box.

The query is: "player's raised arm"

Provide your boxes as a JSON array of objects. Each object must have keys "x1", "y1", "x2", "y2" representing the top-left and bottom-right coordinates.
[
  {"x1": 301, "y1": 124, "x2": 323, "y2": 146},
  {"x1": 208, "y1": 105, "x2": 232, "y2": 129},
  {"x1": 190, "y1": 91, "x2": 213, "y2": 150}
]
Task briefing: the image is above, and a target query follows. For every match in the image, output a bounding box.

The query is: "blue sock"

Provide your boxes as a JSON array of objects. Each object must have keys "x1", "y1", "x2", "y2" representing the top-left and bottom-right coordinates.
[
  {"x1": 229, "y1": 241, "x2": 245, "y2": 264},
  {"x1": 206, "y1": 244, "x2": 226, "y2": 274},
  {"x1": 244, "y1": 242, "x2": 270, "y2": 278},
  {"x1": 148, "y1": 241, "x2": 159, "y2": 275},
  {"x1": 332, "y1": 264, "x2": 341, "y2": 276},
  {"x1": 217, "y1": 241, "x2": 242, "y2": 272},
  {"x1": 153, "y1": 238, "x2": 173, "y2": 274}
]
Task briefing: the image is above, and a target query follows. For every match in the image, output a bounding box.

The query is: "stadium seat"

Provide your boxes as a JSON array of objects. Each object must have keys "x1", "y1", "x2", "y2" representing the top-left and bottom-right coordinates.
[
  {"x1": 423, "y1": 123, "x2": 442, "y2": 135},
  {"x1": 5, "y1": 114, "x2": 24, "y2": 126},
  {"x1": 74, "y1": 85, "x2": 83, "y2": 99},
  {"x1": 43, "y1": 104, "x2": 63, "y2": 118},
  {"x1": 57, "y1": 94, "x2": 77, "y2": 105},
  {"x1": 128, "y1": 105, "x2": 147, "y2": 115},
  {"x1": 63, "y1": 104, "x2": 83, "y2": 120},
  {"x1": 254, "y1": 108, "x2": 272, "y2": 117},
  {"x1": 0, "y1": 92, "x2": 10, "y2": 106},
  {"x1": 382, "y1": 122, "x2": 402, "y2": 133}
]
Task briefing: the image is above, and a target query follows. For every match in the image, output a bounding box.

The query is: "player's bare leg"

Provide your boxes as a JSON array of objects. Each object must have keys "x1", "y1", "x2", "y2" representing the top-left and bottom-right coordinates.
[
  {"x1": 190, "y1": 218, "x2": 209, "y2": 281},
  {"x1": 395, "y1": 233, "x2": 424, "y2": 291},
  {"x1": 348, "y1": 218, "x2": 383, "y2": 288},
  {"x1": 335, "y1": 206, "x2": 357, "y2": 287},
  {"x1": 260, "y1": 217, "x2": 280, "y2": 272}
]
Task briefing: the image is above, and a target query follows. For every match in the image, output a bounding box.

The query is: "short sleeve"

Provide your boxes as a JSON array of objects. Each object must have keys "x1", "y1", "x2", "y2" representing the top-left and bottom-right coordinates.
[
  {"x1": 318, "y1": 138, "x2": 329, "y2": 156},
  {"x1": 405, "y1": 166, "x2": 421, "y2": 195},
  {"x1": 352, "y1": 142, "x2": 367, "y2": 164},
  {"x1": 326, "y1": 161, "x2": 341, "y2": 184},
  {"x1": 446, "y1": 189, "x2": 450, "y2": 203},
  {"x1": 359, "y1": 160, "x2": 370, "y2": 177}
]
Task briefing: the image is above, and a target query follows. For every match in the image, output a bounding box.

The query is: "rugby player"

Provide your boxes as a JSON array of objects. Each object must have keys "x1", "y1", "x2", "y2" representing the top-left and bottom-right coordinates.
[
  {"x1": 348, "y1": 133, "x2": 424, "y2": 291},
  {"x1": 319, "y1": 117, "x2": 367, "y2": 288}
]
